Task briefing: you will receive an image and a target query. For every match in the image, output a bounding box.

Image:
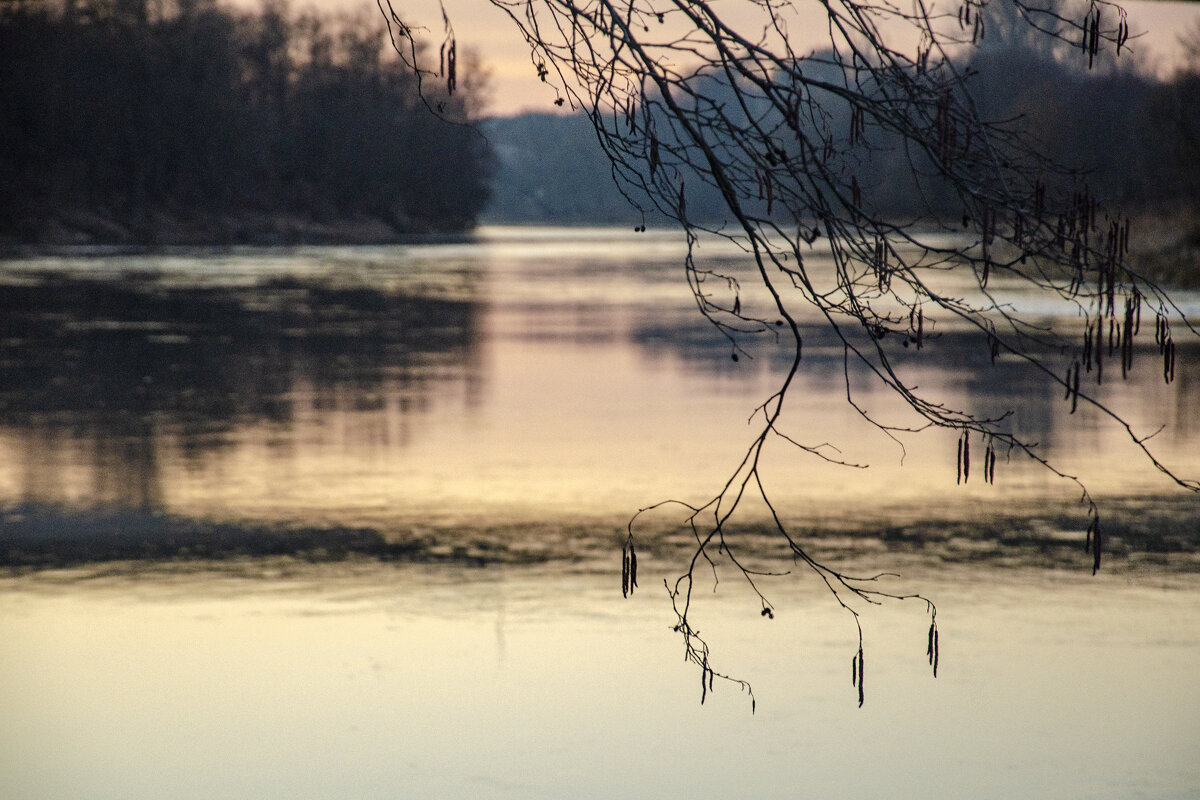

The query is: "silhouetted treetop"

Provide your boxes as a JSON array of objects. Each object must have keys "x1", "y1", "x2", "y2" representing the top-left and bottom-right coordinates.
[{"x1": 0, "y1": 0, "x2": 492, "y2": 244}]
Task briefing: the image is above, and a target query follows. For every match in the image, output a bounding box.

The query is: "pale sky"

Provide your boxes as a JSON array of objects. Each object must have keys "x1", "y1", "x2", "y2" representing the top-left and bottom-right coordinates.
[{"x1": 337, "y1": 0, "x2": 1200, "y2": 115}]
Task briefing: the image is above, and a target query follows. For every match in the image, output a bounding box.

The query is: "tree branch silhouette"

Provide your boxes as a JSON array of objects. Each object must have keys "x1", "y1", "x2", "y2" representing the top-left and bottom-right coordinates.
[{"x1": 383, "y1": 0, "x2": 1197, "y2": 708}]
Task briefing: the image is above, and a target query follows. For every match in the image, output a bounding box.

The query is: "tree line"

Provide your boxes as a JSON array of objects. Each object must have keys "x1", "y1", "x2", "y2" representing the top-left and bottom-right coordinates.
[
  {"x1": 0, "y1": 0, "x2": 492, "y2": 244},
  {"x1": 3, "y1": 0, "x2": 1196, "y2": 246},
  {"x1": 485, "y1": 14, "x2": 1200, "y2": 234}
]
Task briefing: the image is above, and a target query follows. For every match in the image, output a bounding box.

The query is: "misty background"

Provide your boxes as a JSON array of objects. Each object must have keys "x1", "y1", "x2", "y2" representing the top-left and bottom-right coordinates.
[{"x1": 1, "y1": 0, "x2": 1198, "y2": 247}]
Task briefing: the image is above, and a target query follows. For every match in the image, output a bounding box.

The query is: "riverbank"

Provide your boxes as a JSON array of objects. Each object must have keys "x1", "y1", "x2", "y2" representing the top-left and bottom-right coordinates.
[
  {"x1": 1129, "y1": 214, "x2": 1200, "y2": 290},
  {"x1": 0, "y1": 206, "x2": 477, "y2": 250},
  {"x1": 4, "y1": 494, "x2": 1197, "y2": 576},
  {"x1": 10, "y1": 207, "x2": 1199, "y2": 290}
]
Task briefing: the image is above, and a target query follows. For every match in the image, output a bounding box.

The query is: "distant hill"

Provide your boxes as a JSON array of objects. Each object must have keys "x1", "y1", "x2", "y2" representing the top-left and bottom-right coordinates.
[
  {"x1": 480, "y1": 112, "x2": 735, "y2": 226},
  {"x1": 479, "y1": 114, "x2": 639, "y2": 225},
  {"x1": 481, "y1": 17, "x2": 1200, "y2": 231}
]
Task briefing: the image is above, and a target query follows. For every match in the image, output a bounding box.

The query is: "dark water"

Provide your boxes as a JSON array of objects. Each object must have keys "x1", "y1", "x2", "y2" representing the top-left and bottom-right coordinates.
[
  {"x1": 0, "y1": 227, "x2": 1197, "y2": 566},
  {"x1": 1, "y1": 228, "x2": 1198, "y2": 799}
]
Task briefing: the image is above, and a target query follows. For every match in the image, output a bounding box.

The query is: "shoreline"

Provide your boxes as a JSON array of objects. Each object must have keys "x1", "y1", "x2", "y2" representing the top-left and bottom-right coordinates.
[
  {"x1": 3, "y1": 496, "x2": 1197, "y2": 575},
  {"x1": 0, "y1": 207, "x2": 479, "y2": 253},
  {"x1": 8, "y1": 210, "x2": 1198, "y2": 291}
]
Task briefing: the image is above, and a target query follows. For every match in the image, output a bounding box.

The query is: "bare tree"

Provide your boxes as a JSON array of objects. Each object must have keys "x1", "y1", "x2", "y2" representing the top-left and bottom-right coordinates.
[{"x1": 380, "y1": 0, "x2": 1198, "y2": 708}]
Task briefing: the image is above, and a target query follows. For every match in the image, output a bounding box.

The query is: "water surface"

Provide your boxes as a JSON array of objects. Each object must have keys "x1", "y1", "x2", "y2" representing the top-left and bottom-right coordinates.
[
  {"x1": 1, "y1": 227, "x2": 1198, "y2": 799},
  {"x1": 2, "y1": 562, "x2": 1198, "y2": 800},
  {"x1": 1, "y1": 227, "x2": 1197, "y2": 552}
]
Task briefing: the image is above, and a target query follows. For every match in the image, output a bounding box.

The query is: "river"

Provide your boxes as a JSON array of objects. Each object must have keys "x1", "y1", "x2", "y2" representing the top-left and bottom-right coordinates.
[{"x1": 1, "y1": 226, "x2": 1197, "y2": 798}]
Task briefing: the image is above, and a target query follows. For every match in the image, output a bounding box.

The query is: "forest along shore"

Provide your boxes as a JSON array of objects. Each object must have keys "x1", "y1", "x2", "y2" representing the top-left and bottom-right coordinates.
[{"x1": 0, "y1": 0, "x2": 492, "y2": 247}]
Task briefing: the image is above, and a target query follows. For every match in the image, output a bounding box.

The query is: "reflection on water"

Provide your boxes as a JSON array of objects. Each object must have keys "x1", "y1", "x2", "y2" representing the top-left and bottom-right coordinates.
[
  {"x1": 1, "y1": 562, "x2": 1198, "y2": 800},
  {"x1": 2, "y1": 229, "x2": 1198, "y2": 799},
  {"x1": 1, "y1": 227, "x2": 1197, "y2": 563},
  {"x1": 0, "y1": 266, "x2": 483, "y2": 514}
]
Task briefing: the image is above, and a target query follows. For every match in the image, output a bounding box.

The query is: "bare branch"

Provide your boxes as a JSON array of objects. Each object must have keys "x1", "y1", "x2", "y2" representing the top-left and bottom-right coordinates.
[{"x1": 384, "y1": 0, "x2": 1197, "y2": 708}]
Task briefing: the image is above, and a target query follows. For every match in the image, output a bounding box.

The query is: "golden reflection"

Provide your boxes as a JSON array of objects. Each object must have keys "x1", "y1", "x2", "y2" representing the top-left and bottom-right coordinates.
[
  {"x1": 0, "y1": 230, "x2": 1197, "y2": 535},
  {"x1": 1, "y1": 565, "x2": 1197, "y2": 799}
]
